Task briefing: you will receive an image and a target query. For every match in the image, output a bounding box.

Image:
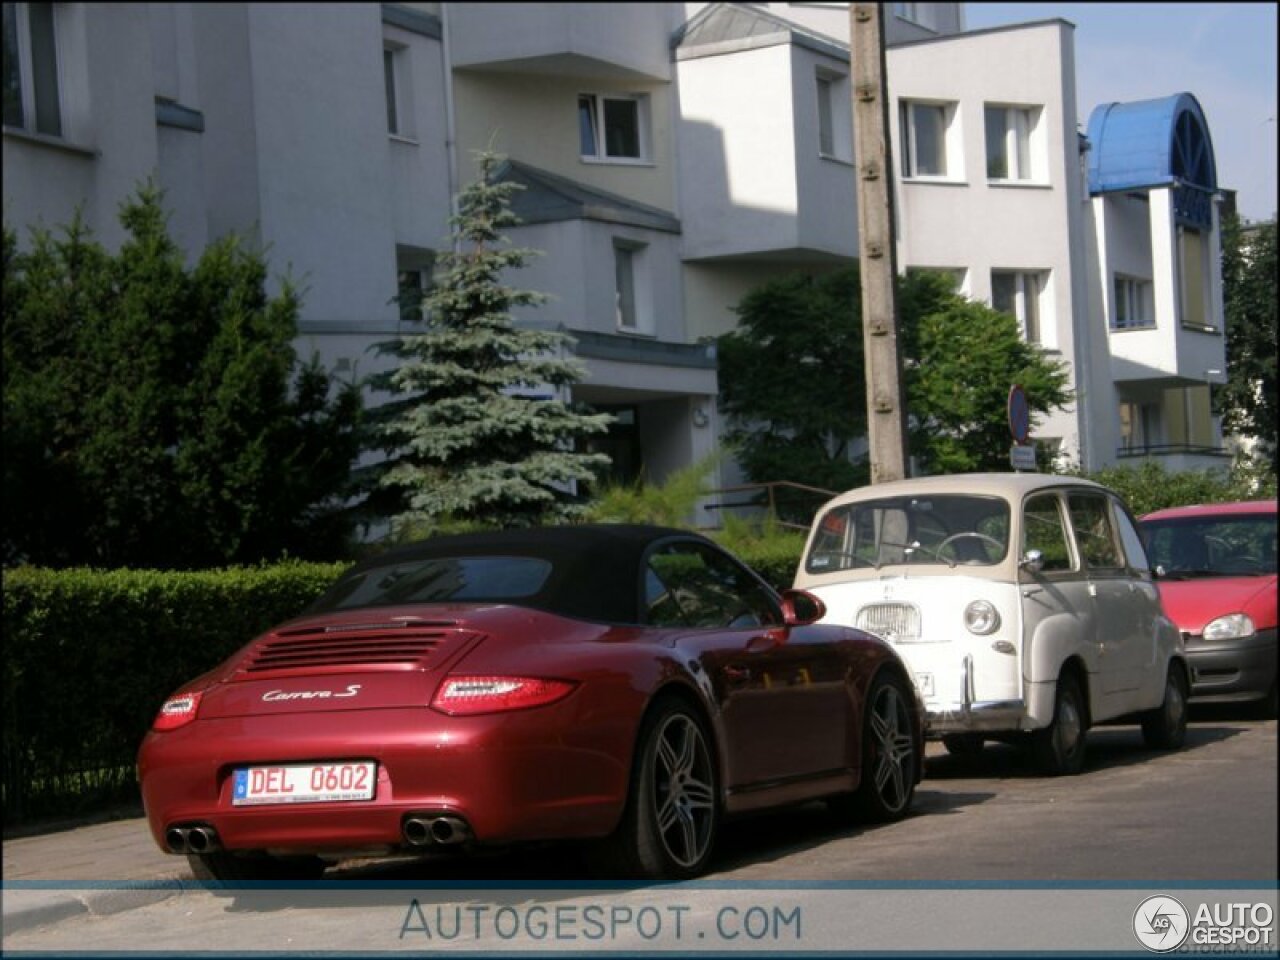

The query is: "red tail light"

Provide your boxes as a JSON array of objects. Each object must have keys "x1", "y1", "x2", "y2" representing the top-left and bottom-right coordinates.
[
  {"x1": 432, "y1": 676, "x2": 576, "y2": 716},
  {"x1": 152, "y1": 692, "x2": 202, "y2": 731}
]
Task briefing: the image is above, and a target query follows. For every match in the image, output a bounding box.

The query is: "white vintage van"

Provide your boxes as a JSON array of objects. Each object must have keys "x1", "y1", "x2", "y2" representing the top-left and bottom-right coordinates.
[{"x1": 794, "y1": 473, "x2": 1188, "y2": 775}]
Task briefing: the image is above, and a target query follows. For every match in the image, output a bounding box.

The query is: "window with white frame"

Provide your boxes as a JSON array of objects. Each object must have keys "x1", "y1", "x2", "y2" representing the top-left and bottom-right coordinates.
[
  {"x1": 613, "y1": 239, "x2": 651, "y2": 334},
  {"x1": 899, "y1": 100, "x2": 955, "y2": 179},
  {"x1": 991, "y1": 269, "x2": 1048, "y2": 345},
  {"x1": 3, "y1": 1, "x2": 61, "y2": 137},
  {"x1": 383, "y1": 41, "x2": 413, "y2": 138},
  {"x1": 1112, "y1": 274, "x2": 1154, "y2": 330},
  {"x1": 579, "y1": 93, "x2": 648, "y2": 162},
  {"x1": 985, "y1": 103, "x2": 1042, "y2": 181}
]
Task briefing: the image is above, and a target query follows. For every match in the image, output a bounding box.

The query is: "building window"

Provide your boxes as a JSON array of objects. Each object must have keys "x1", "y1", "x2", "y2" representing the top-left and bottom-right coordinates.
[
  {"x1": 396, "y1": 247, "x2": 435, "y2": 323},
  {"x1": 614, "y1": 241, "x2": 638, "y2": 330},
  {"x1": 985, "y1": 104, "x2": 1041, "y2": 181},
  {"x1": 991, "y1": 269, "x2": 1047, "y2": 345},
  {"x1": 1119, "y1": 400, "x2": 1157, "y2": 452},
  {"x1": 613, "y1": 239, "x2": 651, "y2": 334},
  {"x1": 816, "y1": 74, "x2": 835, "y2": 156},
  {"x1": 892, "y1": 3, "x2": 937, "y2": 30},
  {"x1": 1178, "y1": 226, "x2": 1213, "y2": 330},
  {"x1": 1112, "y1": 274, "x2": 1154, "y2": 330},
  {"x1": 3, "y1": 2, "x2": 62, "y2": 136},
  {"x1": 383, "y1": 41, "x2": 413, "y2": 138},
  {"x1": 899, "y1": 100, "x2": 954, "y2": 178},
  {"x1": 579, "y1": 93, "x2": 648, "y2": 162}
]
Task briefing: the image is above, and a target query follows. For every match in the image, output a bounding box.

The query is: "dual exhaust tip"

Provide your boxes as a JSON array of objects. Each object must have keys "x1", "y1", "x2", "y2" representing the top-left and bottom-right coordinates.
[
  {"x1": 165, "y1": 824, "x2": 219, "y2": 854},
  {"x1": 402, "y1": 814, "x2": 471, "y2": 847},
  {"x1": 165, "y1": 815, "x2": 470, "y2": 854}
]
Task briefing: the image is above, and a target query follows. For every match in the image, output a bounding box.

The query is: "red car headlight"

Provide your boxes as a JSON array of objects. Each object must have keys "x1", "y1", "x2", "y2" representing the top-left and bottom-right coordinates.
[
  {"x1": 152, "y1": 691, "x2": 203, "y2": 731},
  {"x1": 431, "y1": 676, "x2": 576, "y2": 716}
]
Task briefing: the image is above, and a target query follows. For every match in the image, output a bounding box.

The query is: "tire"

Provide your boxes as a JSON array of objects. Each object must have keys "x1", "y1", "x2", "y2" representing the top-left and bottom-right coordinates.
[
  {"x1": 1141, "y1": 664, "x2": 1189, "y2": 749},
  {"x1": 187, "y1": 851, "x2": 328, "y2": 883},
  {"x1": 1032, "y1": 673, "x2": 1088, "y2": 776},
  {"x1": 1252, "y1": 681, "x2": 1278, "y2": 721},
  {"x1": 942, "y1": 733, "x2": 985, "y2": 757},
  {"x1": 843, "y1": 671, "x2": 919, "y2": 822},
  {"x1": 593, "y1": 699, "x2": 719, "y2": 880}
]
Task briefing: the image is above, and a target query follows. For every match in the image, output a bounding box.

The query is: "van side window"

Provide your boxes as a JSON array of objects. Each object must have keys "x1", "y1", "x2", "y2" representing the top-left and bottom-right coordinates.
[
  {"x1": 1023, "y1": 494, "x2": 1072, "y2": 571},
  {"x1": 1112, "y1": 504, "x2": 1152, "y2": 574},
  {"x1": 1068, "y1": 493, "x2": 1124, "y2": 572}
]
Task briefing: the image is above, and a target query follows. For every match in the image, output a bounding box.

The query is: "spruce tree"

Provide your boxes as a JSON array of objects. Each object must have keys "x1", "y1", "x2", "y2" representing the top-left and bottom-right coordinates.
[{"x1": 371, "y1": 152, "x2": 611, "y2": 533}]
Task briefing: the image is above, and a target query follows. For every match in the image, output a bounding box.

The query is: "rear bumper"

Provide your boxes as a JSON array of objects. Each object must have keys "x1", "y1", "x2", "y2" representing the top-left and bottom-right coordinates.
[
  {"x1": 138, "y1": 700, "x2": 633, "y2": 855},
  {"x1": 1185, "y1": 629, "x2": 1277, "y2": 702}
]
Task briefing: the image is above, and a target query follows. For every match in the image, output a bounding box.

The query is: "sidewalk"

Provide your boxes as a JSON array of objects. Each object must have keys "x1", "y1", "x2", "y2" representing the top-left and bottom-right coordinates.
[{"x1": 2, "y1": 817, "x2": 190, "y2": 934}]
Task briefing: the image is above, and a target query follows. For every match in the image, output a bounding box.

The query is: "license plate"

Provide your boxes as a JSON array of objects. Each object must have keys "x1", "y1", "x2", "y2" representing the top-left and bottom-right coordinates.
[
  {"x1": 914, "y1": 672, "x2": 935, "y2": 697},
  {"x1": 232, "y1": 762, "x2": 376, "y2": 806}
]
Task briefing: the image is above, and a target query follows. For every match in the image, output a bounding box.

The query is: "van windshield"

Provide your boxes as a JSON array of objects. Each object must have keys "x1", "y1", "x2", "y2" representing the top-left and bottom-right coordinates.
[{"x1": 806, "y1": 495, "x2": 1010, "y2": 574}]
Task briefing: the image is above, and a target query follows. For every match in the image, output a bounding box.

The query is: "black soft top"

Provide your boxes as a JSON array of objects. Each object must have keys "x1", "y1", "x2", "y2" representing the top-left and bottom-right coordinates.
[{"x1": 311, "y1": 524, "x2": 717, "y2": 624}]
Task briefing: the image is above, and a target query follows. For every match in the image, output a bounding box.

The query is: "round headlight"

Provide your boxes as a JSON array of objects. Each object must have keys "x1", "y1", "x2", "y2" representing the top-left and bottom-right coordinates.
[
  {"x1": 1203, "y1": 613, "x2": 1256, "y2": 642},
  {"x1": 964, "y1": 600, "x2": 1000, "y2": 635}
]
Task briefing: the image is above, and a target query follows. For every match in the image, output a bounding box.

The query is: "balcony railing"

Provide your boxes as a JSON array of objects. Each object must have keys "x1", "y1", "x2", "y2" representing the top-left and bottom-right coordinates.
[{"x1": 1116, "y1": 443, "x2": 1231, "y2": 460}]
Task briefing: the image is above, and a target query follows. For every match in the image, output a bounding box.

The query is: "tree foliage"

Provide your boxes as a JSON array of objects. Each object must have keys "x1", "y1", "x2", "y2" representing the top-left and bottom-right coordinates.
[
  {"x1": 2, "y1": 183, "x2": 363, "y2": 568},
  {"x1": 1216, "y1": 214, "x2": 1277, "y2": 470},
  {"x1": 899, "y1": 270, "x2": 1073, "y2": 474},
  {"x1": 716, "y1": 267, "x2": 1073, "y2": 486},
  {"x1": 717, "y1": 268, "x2": 867, "y2": 491},
  {"x1": 369, "y1": 152, "x2": 611, "y2": 533}
]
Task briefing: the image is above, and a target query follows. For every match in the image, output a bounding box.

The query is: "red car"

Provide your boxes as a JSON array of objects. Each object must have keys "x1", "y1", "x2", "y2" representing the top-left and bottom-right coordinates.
[
  {"x1": 138, "y1": 524, "x2": 923, "y2": 881},
  {"x1": 1139, "y1": 501, "x2": 1277, "y2": 715}
]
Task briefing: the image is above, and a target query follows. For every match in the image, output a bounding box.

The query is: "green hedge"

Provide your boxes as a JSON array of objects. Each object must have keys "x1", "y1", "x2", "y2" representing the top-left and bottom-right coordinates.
[{"x1": 1, "y1": 562, "x2": 349, "y2": 822}]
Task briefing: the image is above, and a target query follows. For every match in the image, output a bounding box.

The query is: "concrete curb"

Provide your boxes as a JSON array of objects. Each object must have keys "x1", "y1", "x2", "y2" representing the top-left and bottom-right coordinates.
[{"x1": 3, "y1": 878, "x2": 189, "y2": 935}]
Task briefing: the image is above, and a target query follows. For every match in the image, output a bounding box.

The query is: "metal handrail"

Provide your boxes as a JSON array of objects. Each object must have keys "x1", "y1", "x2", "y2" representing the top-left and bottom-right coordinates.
[{"x1": 702, "y1": 481, "x2": 840, "y2": 531}]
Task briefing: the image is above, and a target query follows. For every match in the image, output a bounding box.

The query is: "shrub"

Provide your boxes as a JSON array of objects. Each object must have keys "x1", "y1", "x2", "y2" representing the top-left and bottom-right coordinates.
[
  {"x1": 1071, "y1": 461, "x2": 1277, "y2": 517},
  {"x1": 2, "y1": 562, "x2": 348, "y2": 822}
]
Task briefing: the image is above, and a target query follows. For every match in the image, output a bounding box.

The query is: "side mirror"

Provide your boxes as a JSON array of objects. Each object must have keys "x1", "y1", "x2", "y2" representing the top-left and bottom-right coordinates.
[
  {"x1": 1019, "y1": 549, "x2": 1045, "y2": 574},
  {"x1": 781, "y1": 589, "x2": 826, "y2": 626}
]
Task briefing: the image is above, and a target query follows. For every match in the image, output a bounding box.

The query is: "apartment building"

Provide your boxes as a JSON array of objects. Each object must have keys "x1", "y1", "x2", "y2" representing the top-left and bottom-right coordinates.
[{"x1": 2, "y1": 2, "x2": 1231, "y2": 510}]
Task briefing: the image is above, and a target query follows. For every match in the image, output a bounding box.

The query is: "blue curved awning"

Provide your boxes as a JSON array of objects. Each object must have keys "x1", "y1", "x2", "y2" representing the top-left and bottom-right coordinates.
[{"x1": 1085, "y1": 93, "x2": 1218, "y2": 225}]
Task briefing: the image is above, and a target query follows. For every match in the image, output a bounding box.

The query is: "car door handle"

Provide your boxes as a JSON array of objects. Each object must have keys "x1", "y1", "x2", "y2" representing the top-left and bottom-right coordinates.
[{"x1": 745, "y1": 631, "x2": 784, "y2": 653}]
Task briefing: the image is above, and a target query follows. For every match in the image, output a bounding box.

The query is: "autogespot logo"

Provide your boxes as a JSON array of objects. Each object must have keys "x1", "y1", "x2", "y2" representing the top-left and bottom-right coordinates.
[{"x1": 1134, "y1": 895, "x2": 1191, "y2": 953}]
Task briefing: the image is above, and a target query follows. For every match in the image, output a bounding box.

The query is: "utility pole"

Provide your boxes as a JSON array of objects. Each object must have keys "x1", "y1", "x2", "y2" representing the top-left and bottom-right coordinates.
[{"x1": 849, "y1": 2, "x2": 908, "y2": 483}]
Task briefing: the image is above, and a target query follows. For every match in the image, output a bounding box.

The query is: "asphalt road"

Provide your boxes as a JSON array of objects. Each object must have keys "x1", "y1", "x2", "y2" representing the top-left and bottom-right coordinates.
[{"x1": 5, "y1": 708, "x2": 1275, "y2": 954}]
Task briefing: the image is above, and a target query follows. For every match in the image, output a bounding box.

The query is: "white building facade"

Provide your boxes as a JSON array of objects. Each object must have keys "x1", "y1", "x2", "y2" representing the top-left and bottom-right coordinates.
[{"x1": 2, "y1": 1, "x2": 1231, "y2": 509}]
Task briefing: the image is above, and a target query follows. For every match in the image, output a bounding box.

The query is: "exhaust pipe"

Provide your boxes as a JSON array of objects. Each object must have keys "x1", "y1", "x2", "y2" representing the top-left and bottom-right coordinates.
[
  {"x1": 165, "y1": 824, "x2": 219, "y2": 854},
  {"x1": 165, "y1": 827, "x2": 190, "y2": 854},
  {"x1": 403, "y1": 814, "x2": 471, "y2": 847},
  {"x1": 187, "y1": 825, "x2": 220, "y2": 853}
]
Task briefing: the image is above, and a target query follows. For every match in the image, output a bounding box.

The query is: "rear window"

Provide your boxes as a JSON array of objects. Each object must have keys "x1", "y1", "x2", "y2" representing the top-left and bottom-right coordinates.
[
  {"x1": 311, "y1": 556, "x2": 555, "y2": 611},
  {"x1": 806, "y1": 494, "x2": 1010, "y2": 573}
]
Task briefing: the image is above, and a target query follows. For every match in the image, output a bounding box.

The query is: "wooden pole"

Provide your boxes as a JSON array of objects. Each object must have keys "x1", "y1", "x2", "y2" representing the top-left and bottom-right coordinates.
[{"x1": 850, "y1": 2, "x2": 908, "y2": 482}]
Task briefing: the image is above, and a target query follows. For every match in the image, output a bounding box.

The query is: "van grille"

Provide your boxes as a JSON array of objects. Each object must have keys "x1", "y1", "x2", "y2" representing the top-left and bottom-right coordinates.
[
  {"x1": 855, "y1": 603, "x2": 923, "y2": 643},
  {"x1": 240, "y1": 623, "x2": 463, "y2": 673}
]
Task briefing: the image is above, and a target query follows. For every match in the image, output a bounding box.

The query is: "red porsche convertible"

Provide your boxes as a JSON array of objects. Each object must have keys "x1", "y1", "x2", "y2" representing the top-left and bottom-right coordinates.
[{"x1": 138, "y1": 524, "x2": 922, "y2": 881}]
